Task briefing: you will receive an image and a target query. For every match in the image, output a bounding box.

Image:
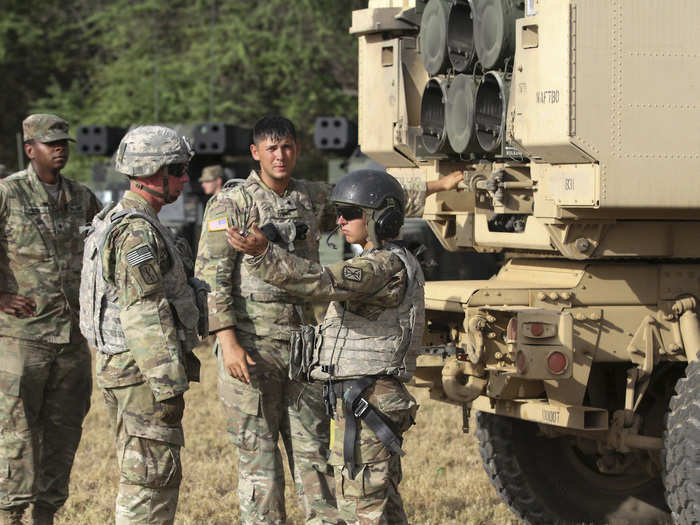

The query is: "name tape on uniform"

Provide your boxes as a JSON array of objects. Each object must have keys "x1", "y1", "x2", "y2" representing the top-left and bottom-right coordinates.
[{"x1": 125, "y1": 245, "x2": 155, "y2": 266}]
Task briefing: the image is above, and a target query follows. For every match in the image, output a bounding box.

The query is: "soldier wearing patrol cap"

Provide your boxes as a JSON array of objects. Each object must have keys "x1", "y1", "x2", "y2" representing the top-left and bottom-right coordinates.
[
  {"x1": 79, "y1": 125, "x2": 207, "y2": 524},
  {"x1": 228, "y1": 169, "x2": 425, "y2": 525},
  {"x1": 200, "y1": 164, "x2": 225, "y2": 196},
  {"x1": 0, "y1": 114, "x2": 101, "y2": 525}
]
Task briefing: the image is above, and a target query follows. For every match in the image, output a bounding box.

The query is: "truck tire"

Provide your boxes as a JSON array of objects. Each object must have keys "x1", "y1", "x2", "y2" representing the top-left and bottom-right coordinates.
[
  {"x1": 664, "y1": 358, "x2": 700, "y2": 524},
  {"x1": 476, "y1": 412, "x2": 669, "y2": 524}
]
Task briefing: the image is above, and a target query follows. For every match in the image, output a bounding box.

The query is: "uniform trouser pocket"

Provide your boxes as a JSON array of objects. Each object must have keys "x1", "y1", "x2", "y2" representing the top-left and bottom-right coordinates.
[
  {"x1": 218, "y1": 372, "x2": 262, "y2": 452},
  {"x1": 119, "y1": 436, "x2": 182, "y2": 489},
  {"x1": 0, "y1": 369, "x2": 29, "y2": 508},
  {"x1": 340, "y1": 460, "x2": 391, "y2": 499}
]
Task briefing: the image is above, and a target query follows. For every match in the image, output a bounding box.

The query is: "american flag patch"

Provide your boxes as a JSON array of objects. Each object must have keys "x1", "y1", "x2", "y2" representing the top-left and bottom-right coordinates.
[
  {"x1": 208, "y1": 217, "x2": 229, "y2": 231},
  {"x1": 125, "y1": 245, "x2": 155, "y2": 266}
]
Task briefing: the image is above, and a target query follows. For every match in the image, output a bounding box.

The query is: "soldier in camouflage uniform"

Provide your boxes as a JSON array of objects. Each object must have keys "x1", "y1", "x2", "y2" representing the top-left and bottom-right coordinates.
[
  {"x1": 80, "y1": 126, "x2": 204, "y2": 525},
  {"x1": 195, "y1": 116, "x2": 339, "y2": 525},
  {"x1": 228, "y1": 169, "x2": 426, "y2": 525},
  {"x1": 0, "y1": 114, "x2": 101, "y2": 525},
  {"x1": 195, "y1": 115, "x2": 463, "y2": 524},
  {"x1": 200, "y1": 165, "x2": 225, "y2": 196}
]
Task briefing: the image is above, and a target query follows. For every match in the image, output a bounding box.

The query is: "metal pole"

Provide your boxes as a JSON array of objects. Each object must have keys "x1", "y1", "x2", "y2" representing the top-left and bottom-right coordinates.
[{"x1": 16, "y1": 132, "x2": 25, "y2": 171}]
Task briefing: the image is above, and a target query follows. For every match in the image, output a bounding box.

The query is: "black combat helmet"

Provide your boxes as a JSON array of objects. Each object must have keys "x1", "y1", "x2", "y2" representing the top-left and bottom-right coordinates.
[{"x1": 331, "y1": 169, "x2": 405, "y2": 243}]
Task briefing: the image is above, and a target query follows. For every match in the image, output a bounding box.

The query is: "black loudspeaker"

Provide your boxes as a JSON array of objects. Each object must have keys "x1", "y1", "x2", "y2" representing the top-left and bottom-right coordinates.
[
  {"x1": 76, "y1": 125, "x2": 126, "y2": 156},
  {"x1": 313, "y1": 117, "x2": 358, "y2": 152},
  {"x1": 193, "y1": 123, "x2": 252, "y2": 155}
]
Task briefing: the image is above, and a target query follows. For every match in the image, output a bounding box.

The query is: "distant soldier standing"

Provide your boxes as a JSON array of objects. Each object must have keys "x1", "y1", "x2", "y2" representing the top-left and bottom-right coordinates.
[
  {"x1": 228, "y1": 170, "x2": 425, "y2": 525},
  {"x1": 0, "y1": 114, "x2": 101, "y2": 525},
  {"x1": 200, "y1": 165, "x2": 225, "y2": 197},
  {"x1": 80, "y1": 126, "x2": 205, "y2": 524}
]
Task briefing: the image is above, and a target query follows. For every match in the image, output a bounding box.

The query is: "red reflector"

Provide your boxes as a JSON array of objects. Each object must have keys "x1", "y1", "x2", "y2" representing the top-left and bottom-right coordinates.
[
  {"x1": 530, "y1": 322, "x2": 544, "y2": 337},
  {"x1": 507, "y1": 317, "x2": 517, "y2": 342},
  {"x1": 548, "y1": 351, "x2": 567, "y2": 374},
  {"x1": 516, "y1": 351, "x2": 527, "y2": 374}
]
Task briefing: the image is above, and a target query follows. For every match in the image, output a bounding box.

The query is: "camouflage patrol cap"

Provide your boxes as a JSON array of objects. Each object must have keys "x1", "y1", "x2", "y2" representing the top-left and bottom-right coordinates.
[
  {"x1": 115, "y1": 125, "x2": 194, "y2": 178},
  {"x1": 200, "y1": 165, "x2": 224, "y2": 182},
  {"x1": 22, "y1": 114, "x2": 74, "y2": 143}
]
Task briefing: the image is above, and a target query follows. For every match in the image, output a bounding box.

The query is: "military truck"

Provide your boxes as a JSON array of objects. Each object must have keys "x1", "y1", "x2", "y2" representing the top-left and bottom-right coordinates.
[{"x1": 351, "y1": 1, "x2": 699, "y2": 523}]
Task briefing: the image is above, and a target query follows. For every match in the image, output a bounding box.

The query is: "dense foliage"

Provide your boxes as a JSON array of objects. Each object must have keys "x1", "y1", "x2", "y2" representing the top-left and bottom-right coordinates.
[{"x1": 0, "y1": 0, "x2": 364, "y2": 181}]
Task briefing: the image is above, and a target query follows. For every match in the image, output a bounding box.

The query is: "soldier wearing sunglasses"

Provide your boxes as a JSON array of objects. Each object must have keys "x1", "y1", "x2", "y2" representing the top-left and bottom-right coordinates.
[
  {"x1": 196, "y1": 115, "x2": 462, "y2": 525},
  {"x1": 79, "y1": 125, "x2": 206, "y2": 525},
  {"x1": 228, "y1": 169, "x2": 428, "y2": 525}
]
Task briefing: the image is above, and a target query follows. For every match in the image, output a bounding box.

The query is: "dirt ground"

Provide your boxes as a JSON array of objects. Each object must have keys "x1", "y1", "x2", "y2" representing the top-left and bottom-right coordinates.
[{"x1": 56, "y1": 345, "x2": 516, "y2": 524}]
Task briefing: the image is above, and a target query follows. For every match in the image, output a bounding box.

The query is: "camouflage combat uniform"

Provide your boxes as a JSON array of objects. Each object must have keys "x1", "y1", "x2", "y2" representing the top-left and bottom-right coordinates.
[
  {"x1": 91, "y1": 190, "x2": 201, "y2": 525},
  {"x1": 195, "y1": 171, "x2": 338, "y2": 525},
  {"x1": 243, "y1": 241, "x2": 425, "y2": 525},
  {"x1": 0, "y1": 162, "x2": 101, "y2": 519}
]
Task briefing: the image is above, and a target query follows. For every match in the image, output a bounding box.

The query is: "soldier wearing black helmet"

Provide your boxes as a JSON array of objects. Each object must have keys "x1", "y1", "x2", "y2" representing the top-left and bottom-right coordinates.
[{"x1": 227, "y1": 169, "x2": 427, "y2": 525}]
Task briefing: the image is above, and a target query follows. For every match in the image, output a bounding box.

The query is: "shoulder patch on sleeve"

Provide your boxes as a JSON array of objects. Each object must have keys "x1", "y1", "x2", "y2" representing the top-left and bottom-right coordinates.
[
  {"x1": 207, "y1": 217, "x2": 229, "y2": 231},
  {"x1": 138, "y1": 263, "x2": 160, "y2": 285},
  {"x1": 125, "y1": 245, "x2": 154, "y2": 266},
  {"x1": 342, "y1": 265, "x2": 363, "y2": 282}
]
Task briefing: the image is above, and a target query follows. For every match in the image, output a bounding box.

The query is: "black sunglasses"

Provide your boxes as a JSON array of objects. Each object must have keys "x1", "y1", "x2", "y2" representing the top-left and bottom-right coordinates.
[
  {"x1": 336, "y1": 205, "x2": 363, "y2": 221},
  {"x1": 167, "y1": 163, "x2": 189, "y2": 178}
]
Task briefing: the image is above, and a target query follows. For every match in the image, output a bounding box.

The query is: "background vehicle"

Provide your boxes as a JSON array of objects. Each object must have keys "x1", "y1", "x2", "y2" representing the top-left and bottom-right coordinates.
[
  {"x1": 77, "y1": 123, "x2": 252, "y2": 252},
  {"x1": 351, "y1": 1, "x2": 700, "y2": 523}
]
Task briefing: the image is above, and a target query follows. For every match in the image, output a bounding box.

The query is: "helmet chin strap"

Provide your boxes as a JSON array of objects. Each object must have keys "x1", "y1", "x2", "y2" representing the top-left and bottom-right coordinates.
[{"x1": 133, "y1": 168, "x2": 176, "y2": 203}]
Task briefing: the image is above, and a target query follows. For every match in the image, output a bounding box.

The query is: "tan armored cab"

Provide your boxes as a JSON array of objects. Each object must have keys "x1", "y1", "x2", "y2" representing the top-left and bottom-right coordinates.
[{"x1": 352, "y1": 1, "x2": 700, "y2": 523}]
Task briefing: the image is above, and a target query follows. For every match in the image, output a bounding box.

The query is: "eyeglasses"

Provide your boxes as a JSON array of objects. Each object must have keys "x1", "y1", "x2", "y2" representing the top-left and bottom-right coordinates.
[
  {"x1": 167, "y1": 163, "x2": 189, "y2": 178},
  {"x1": 336, "y1": 205, "x2": 363, "y2": 221}
]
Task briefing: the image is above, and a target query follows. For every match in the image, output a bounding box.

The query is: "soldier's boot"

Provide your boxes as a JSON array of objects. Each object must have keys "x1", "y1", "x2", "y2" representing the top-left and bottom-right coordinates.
[
  {"x1": 30, "y1": 505, "x2": 53, "y2": 525},
  {"x1": 0, "y1": 506, "x2": 26, "y2": 525}
]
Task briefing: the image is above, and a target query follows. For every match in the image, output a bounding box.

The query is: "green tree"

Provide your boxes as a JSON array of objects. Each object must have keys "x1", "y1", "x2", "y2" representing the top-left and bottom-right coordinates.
[{"x1": 2, "y1": 1, "x2": 365, "y2": 181}]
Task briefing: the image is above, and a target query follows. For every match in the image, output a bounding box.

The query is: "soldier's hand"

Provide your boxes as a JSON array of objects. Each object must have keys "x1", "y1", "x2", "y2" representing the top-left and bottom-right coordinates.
[
  {"x1": 0, "y1": 293, "x2": 36, "y2": 318},
  {"x1": 226, "y1": 224, "x2": 268, "y2": 256},
  {"x1": 426, "y1": 170, "x2": 465, "y2": 195},
  {"x1": 222, "y1": 341, "x2": 257, "y2": 384}
]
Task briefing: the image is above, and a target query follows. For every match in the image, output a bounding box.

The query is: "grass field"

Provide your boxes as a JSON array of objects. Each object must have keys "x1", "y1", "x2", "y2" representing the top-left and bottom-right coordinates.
[{"x1": 56, "y1": 345, "x2": 517, "y2": 524}]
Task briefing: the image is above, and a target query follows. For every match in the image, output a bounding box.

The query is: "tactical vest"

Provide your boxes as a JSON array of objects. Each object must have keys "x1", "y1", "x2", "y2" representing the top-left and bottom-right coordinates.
[
  {"x1": 233, "y1": 176, "x2": 321, "y2": 303},
  {"x1": 310, "y1": 245, "x2": 425, "y2": 382},
  {"x1": 79, "y1": 204, "x2": 200, "y2": 355}
]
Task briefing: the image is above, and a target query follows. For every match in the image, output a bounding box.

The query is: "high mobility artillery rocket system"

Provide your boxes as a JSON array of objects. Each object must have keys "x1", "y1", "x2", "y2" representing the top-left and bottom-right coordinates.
[{"x1": 351, "y1": 0, "x2": 700, "y2": 522}]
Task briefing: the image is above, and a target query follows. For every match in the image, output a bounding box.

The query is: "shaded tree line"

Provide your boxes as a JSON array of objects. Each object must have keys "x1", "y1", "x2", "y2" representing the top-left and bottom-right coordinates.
[{"x1": 0, "y1": 0, "x2": 365, "y2": 181}]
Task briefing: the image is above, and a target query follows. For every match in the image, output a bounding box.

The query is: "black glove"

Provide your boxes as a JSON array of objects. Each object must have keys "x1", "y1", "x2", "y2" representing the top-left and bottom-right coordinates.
[
  {"x1": 260, "y1": 223, "x2": 281, "y2": 242},
  {"x1": 159, "y1": 394, "x2": 185, "y2": 426},
  {"x1": 260, "y1": 222, "x2": 309, "y2": 243}
]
